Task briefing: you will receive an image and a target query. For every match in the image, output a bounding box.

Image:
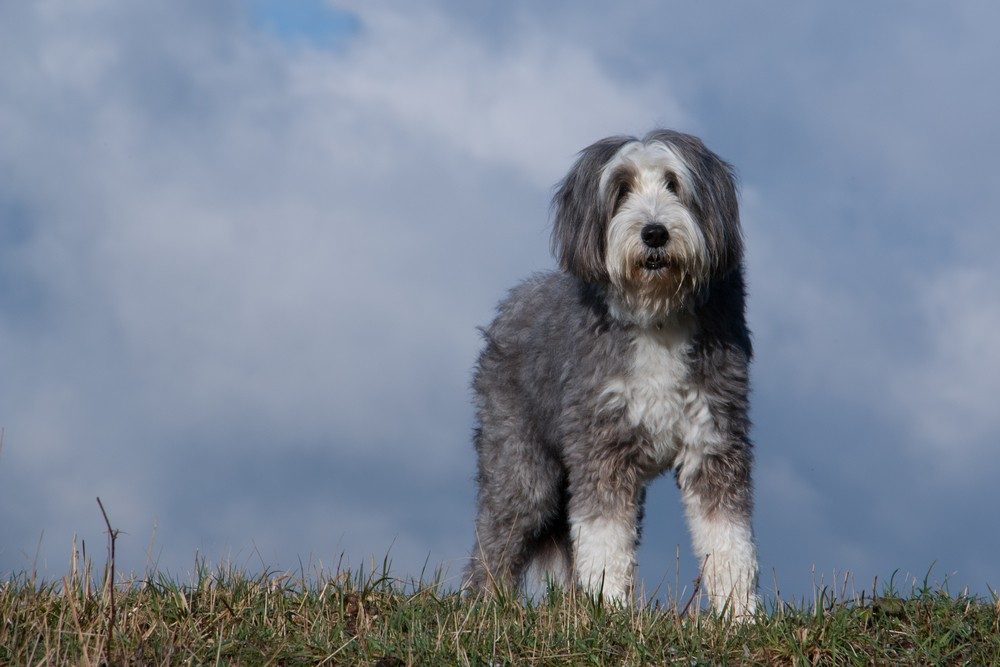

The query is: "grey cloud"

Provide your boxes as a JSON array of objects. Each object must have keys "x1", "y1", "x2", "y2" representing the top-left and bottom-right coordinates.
[
  {"x1": 2, "y1": 1, "x2": 1000, "y2": 598},
  {"x1": 0, "y1": 2, "x2": 685, "y2": 583}
]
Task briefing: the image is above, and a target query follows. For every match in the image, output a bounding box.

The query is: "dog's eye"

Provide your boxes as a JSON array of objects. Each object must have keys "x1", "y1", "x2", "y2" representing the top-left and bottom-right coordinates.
[
  {"x1": 664, "y1": 172, "x2": 678, "y2": 194},
  {"x1": 613, "y1": 183, "x2": 630, "y2": 210}
]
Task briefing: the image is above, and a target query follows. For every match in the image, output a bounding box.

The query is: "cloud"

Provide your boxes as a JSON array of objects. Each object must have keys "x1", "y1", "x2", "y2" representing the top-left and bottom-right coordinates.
[
  {"x1": 891, "y1": 266, "x2": 1000, "y2": 460},
  {"x1": 2, "y1": 1, "x2": 1000, "y2": 598},
  {"x1": 295, "y1": 4, "x2": 684, "y2": 186},
  {"x1": 0, "y1": 1, "x2": 687, "y2": 578}
]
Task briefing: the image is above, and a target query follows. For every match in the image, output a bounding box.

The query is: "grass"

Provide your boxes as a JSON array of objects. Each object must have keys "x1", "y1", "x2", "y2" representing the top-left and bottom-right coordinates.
[{"x1": 2, "y1": 545, "x2": 999, "y2": 666}]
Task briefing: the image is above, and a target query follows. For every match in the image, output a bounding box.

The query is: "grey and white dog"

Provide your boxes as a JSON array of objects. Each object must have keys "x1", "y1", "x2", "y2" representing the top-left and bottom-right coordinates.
[{"x1": 464, "y1": 129, "x2": 757, "y2": 615}]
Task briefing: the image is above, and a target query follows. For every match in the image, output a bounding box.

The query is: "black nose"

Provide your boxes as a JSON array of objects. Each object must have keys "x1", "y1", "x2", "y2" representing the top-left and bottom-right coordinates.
[{"x1": 641, "y1": 223, "x2": 669, "y2": 248}]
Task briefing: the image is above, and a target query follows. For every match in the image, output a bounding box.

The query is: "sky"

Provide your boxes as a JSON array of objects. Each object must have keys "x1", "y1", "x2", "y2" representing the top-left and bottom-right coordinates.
[{"x1": 2, "y1": 1, "x2": 999, "y2": 602}]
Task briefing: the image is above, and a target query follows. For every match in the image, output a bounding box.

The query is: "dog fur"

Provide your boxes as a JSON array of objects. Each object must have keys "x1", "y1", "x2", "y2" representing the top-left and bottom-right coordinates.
[{"x1": 464, "y1": 129, "x2": 758, "y2": 616}]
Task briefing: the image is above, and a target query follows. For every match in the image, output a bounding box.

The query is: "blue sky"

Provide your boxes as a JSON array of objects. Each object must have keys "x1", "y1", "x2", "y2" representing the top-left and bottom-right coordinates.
[
  {"x1": 1, "y1": 1, "x2": 999, "y2": 602},
  {"x1": 249, "y1": 0, "x2": 358, "y2": 47}
]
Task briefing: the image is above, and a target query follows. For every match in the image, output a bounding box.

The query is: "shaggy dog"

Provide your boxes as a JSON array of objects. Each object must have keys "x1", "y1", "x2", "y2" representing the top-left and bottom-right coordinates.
[{"x1": 464, "y1": 130, "x2": 757, "y2": 615}]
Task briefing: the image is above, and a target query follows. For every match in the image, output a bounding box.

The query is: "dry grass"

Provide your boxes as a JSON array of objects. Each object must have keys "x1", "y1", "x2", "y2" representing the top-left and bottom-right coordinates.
[{"x1": 2, "y1": 544, "x2": 999, "y2": 665}]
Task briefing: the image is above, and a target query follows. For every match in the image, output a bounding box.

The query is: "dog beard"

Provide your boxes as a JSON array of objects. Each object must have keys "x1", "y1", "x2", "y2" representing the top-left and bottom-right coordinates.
[{"x1": 606, "y1": 230, "x2": 708, "y2": 323}]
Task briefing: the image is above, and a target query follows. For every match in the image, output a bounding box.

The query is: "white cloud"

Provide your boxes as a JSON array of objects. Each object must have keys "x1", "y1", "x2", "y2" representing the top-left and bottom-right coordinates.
[{"x1": 301, "y1": 4, "x2": 683, "y2": 186}]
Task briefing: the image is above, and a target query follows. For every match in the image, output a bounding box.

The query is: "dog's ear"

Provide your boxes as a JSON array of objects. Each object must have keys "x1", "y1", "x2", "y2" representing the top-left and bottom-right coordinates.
[
  {"x1": 691, "y1": 142, "x2": 742, "y2": 275},
  {"x1": 650, "y1": 130, "x2": 743, "y2": 275},
  {"x1": 551, "y1": 136, "x2": 633, "y2": 283}
]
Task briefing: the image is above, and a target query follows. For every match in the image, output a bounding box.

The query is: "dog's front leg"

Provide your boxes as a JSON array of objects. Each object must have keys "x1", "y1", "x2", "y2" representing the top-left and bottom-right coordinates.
[
  {"x1": 677, "y1": 445, "x2": 758, "y2": 618},
  {"x1": 567, "y1": 466, "x2": 642, "y2": 603}
]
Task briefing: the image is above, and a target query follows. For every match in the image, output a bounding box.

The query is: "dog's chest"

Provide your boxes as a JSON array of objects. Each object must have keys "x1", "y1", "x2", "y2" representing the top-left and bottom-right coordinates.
[{"x1": 601, "y1": 326, "x2": 717, "y2": 467}]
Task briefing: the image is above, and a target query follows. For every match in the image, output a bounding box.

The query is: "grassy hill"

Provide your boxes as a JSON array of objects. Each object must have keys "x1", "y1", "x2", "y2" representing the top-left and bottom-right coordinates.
[{"x1": 3, "y1": 554, "x2": 998, "y2": 665}]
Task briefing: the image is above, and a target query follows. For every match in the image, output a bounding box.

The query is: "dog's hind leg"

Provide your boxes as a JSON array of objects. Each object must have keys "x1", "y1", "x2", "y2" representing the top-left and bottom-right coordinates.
[
  {"x1": 523, "y1": 521, "x2": 572, "y2": 596},
  {"x1": 465, "y1": 426, "x2": 564, "y2": 596}
]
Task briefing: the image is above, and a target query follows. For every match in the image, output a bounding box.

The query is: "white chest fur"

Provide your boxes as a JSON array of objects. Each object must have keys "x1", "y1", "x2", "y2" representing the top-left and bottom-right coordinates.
[{"x1": 600, "y1": 322, "x2": 721, "y2": 469}]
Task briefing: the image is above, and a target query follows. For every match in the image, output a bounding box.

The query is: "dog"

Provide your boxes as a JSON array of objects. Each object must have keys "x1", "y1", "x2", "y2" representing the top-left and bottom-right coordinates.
[{"x1": 464, "y1": 130, "x2": 757, "y2": 616}]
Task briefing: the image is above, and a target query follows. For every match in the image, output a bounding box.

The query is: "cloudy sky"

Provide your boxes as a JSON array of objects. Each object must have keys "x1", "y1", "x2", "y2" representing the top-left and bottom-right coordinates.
[{"x1": 2, "y1": 1, "x2": 999, "y2": 602}]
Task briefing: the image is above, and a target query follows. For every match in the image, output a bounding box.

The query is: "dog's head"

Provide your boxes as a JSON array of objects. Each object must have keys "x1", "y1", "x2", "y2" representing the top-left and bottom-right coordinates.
[{"x1": 552, "y1": 130, "x2": 742, "y2": 323}]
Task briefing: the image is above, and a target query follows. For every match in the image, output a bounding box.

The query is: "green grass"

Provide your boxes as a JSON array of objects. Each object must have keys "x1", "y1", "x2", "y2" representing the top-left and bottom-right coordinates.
[{"x1": 2, "y1": 552, "x2": 998, "y2": 665}]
